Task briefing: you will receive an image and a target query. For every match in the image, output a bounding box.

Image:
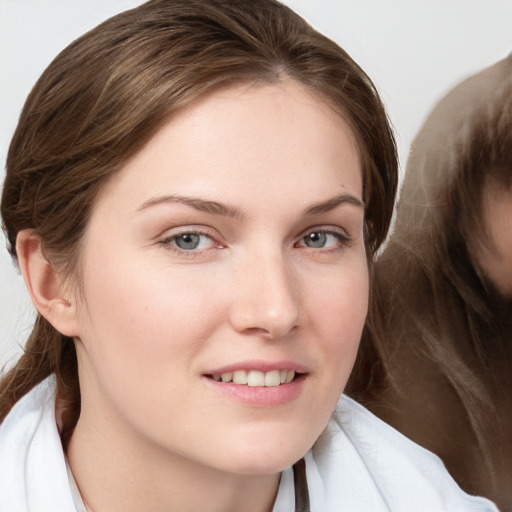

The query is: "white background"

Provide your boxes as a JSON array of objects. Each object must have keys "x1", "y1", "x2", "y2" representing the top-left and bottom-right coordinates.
[{"x1": 1, "y1": 0, "x2": 511, "y2": 367}]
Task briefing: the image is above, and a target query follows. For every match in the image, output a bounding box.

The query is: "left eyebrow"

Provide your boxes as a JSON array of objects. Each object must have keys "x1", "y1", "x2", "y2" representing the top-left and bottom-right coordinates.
[
  {"x1": 136, "y1": 194, "x2": 247, "y2": 221},
  {"x1": 303, "y1": 193, "x2": 364, "y2": 216}
]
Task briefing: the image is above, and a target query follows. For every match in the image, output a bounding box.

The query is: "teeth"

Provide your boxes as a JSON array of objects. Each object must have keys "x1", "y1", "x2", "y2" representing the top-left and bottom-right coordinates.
[
  {"x1": 221, "y1": 372, "x2": 233, "y2": 383},
  {"x1": 248, "y1": 370, "x2": 265, "y2": 387},
  {"x1": 232, "y1": 370, "x2": 248, "y2": 385},
  {"x1": 214, "y1": 369, "x2": 297, "y2": 386},
  {"x1": 264, "y1": 370, "x2": 281, "y2": 387}
]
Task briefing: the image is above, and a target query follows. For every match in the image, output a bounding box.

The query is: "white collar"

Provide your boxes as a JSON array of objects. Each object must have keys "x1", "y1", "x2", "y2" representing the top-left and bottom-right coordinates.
[{"x1": 0, "y1": 376, "x2": 499, "y2": 512}]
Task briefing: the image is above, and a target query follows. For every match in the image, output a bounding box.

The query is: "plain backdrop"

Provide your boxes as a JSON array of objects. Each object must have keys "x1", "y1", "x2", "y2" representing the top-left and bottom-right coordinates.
[{"x1": 1, "y1": 0, "x2": 511, "y2": 368}]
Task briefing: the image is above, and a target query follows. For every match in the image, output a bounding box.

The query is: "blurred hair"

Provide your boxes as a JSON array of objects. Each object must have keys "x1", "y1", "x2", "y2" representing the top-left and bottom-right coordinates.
[{"x1": 349, "y1": 55, "x2": 512, "y2": 479}]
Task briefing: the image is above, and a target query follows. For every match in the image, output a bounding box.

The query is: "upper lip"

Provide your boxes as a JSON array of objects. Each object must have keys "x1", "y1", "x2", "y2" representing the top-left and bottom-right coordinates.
[{"x1": 203, "y1": 360, "x2": 309, "y2": 375}]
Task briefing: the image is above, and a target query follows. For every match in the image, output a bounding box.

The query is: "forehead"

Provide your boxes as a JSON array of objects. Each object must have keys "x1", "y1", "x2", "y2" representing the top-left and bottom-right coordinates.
[{"x1": 93, "y1": 80, "x2": 362, "y2": 213}]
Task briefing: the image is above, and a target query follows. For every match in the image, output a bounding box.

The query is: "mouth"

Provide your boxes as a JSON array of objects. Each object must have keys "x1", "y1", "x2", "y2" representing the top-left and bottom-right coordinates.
[
  {"x1": 205, "y1": 369, "x2": 302, "y2": 387},
  {"x1": 203, "y1": 364, "x2": 308, "y2": 406}
]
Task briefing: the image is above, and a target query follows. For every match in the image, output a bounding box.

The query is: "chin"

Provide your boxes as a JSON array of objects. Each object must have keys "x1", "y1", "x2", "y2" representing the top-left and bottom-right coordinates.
[{"x1": 213, "y1": 434, "x2": 313, "y2": 476}]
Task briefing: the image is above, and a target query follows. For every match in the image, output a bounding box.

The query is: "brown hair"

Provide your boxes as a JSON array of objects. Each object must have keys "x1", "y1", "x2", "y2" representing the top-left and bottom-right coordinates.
[
  {"x1": 1, "y1": 0, "x2": 397, "y2": 426},
  {"x1": 348, "y1": 55, "x2": 512, "y2": 486}
]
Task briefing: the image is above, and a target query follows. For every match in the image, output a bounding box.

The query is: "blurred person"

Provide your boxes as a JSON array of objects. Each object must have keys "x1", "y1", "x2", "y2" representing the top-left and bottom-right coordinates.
[{"x1": 349, "y1": 54, "x2": 512, "y2": 511}]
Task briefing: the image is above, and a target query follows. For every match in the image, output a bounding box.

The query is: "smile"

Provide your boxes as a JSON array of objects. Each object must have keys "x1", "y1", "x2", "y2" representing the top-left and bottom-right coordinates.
[
  {"x1": 208, "y1": 370, "x2": 296, "y2": 387},
  {"x1": 203, "y1": 364, "x2": 307, "y2": 406}
]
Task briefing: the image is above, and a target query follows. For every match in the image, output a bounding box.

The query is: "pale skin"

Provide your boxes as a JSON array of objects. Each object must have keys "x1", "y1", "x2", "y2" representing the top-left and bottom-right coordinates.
[
  {"x1": 475, "y1": 180, "x2": 512, "y2": 298},
  {"x1": 17, "y1": 80, "x2": 368, "y2": 512}
]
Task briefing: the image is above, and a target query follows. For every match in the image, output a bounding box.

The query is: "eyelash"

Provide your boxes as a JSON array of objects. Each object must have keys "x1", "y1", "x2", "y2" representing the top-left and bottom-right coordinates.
[
  {"x1": 295, "y1": 228, "x2": 352, "y2": 252},
  {"x1": 158, "y1": 226, "x2": 352, "y2": 258},
  {"x1": 158, "y1": 228, "x2": 221, "y2": 258}
]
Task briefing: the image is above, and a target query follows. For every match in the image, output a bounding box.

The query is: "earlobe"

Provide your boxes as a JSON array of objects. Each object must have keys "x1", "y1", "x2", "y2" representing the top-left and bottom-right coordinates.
[{"x1": 16, "y1": 230, "x2": 80, "y2": 338}]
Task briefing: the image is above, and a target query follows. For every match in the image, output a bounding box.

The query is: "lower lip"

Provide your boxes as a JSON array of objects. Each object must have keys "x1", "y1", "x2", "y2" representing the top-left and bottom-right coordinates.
[{"x1": 203, "y1": 374, "x2": 307, "y2": 407}]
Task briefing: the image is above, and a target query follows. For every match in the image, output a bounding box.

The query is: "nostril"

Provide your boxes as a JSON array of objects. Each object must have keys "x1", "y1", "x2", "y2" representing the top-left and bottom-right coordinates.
[{"x1": 229, "y1": 264, "x2": 300, "y2": 336}]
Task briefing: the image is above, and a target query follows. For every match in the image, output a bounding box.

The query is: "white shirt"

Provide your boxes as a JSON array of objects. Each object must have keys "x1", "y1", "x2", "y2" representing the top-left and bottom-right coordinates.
[{"x1": 0, "y1": 376, "x2": 499, "y2": 512}]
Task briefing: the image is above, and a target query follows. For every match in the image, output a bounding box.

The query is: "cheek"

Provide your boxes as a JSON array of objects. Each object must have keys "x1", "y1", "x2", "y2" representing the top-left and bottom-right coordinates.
[
  {"x1": 296, "y1": 260, "x2": 368, "y2": 442},
  {"x1": 305, "y1": 258, "x2": 369, "y2": 376},
  {"x1": 478, "y1": 185, "x2": 512, "y2": 298},
  {"x1": 311, "y1": 262, "x2": 368, "y2": 336},
  {"x1": 76, "y1": 255, "x2": 225, "y2": 372}
]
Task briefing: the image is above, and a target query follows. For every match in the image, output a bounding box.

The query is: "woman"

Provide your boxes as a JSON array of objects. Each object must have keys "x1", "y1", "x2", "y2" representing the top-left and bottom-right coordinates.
[
  {"x1": 349, "y1": 55, "x2": 512, "y2": 510},
  {"x1": 0, "y1": 1, "x2": 498, "y2": 510}
]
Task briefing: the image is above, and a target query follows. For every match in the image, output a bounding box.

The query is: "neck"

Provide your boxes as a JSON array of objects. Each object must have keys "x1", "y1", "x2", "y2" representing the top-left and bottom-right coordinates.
[{"x1": 66, "y1": 408, "x2": 281, "y2": 512}]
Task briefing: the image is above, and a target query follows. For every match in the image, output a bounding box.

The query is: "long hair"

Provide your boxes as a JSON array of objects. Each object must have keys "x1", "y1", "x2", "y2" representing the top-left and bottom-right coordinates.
[
  {"x1": 349, "y1": 55, "x2": 512, "y2": 482},
  {"x1": 0, "y1": 0, "x2": 397, "y2": 427}
]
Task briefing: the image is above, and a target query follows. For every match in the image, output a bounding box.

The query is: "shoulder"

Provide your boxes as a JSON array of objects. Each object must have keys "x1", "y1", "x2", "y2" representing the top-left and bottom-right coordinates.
[
  {"x1": 1, "y1": 375, "x2": 56, "y2": 423},
  {"x1": 307, "y1": 395, "x2": 498, "y2": 512},
  {"x1": 0, "y1": 376, "x2": 76, "y2": 510}
]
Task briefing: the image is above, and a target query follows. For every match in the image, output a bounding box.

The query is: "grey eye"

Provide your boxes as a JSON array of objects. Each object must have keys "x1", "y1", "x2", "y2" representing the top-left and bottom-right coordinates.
[
  {"x1": 303, "y1": 232, "x2": 327, "y2": 248},
  {"x1": 174, "y1": 233, "x2": 201, "y2": 250}
]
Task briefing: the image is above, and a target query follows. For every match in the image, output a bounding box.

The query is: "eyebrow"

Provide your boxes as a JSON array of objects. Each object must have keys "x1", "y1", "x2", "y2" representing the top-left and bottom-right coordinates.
[
  {"x1": 137, "y1": 194, "x2": 247, "y2": 221},
  {"x1": 137, "y1": 192, "x2": 364, "y2": 220},
  {"x1": 302, "y1": 193, "x2": 364, "y2": 216}
]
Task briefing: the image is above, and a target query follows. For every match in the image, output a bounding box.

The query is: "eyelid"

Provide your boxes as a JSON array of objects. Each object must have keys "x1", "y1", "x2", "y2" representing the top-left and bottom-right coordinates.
[{"x1": 158, "y1": 225, "x2": 224, "y2": 256}]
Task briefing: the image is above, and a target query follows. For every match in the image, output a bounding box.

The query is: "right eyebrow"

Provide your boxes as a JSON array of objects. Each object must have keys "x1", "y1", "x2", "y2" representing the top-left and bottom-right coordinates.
[
  {"x1": 302, "y1": 193, "x2": 364, "y2": 216},
  {"x1": 136, "y1": 194, "x2": 247, "y2": 221}
]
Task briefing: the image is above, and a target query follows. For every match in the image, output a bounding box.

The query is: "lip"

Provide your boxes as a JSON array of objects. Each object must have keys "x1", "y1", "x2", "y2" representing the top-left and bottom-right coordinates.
[
  {"x1": 203, "y1": 374, "x2": 307, "y2": 407},
  {"x1": 202, "y1": 360, "x2": 309, "y2": 408}
]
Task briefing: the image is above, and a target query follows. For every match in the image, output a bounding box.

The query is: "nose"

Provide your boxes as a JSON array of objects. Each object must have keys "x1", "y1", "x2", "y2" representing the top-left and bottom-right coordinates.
[{"x1": 229, "y1": 251, "x2": 300, "y2": 339}]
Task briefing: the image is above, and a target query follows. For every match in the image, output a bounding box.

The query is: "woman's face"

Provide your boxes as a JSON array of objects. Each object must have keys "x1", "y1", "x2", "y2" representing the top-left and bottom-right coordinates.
[
  {"x1": 476, "y1": 180, "x2": 512, "y2": 298},
  {"x1": 71, "y1": 80, "x2": 368, "y2": 475}
]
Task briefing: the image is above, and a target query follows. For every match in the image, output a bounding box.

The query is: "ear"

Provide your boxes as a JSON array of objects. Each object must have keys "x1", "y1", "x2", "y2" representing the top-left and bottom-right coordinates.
[{"x1": 16, "y1": 230, "x2": 80, "y2": 338}]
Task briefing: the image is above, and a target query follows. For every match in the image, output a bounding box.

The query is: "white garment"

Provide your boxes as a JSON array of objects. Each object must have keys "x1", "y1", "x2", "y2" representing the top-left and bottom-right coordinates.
[{"x1": 0, "y1": 376, "x2": 499, "y2": 512}]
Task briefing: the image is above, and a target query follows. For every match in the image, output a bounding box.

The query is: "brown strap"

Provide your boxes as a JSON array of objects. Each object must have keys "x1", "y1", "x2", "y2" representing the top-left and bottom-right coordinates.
[{"x1": 293, "y1": 458, "x2": 311, "y2": 512}]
